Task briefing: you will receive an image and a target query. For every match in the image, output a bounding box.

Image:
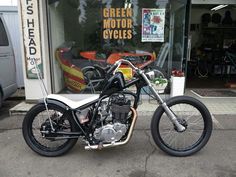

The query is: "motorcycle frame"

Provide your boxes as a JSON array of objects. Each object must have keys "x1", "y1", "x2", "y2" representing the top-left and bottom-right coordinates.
[
  {"x1": 41, "y1": 77, "x2": 143, "y2": 140},
  {"x1": 40, "y1": 59, "x2": 186, "y2": 142}
]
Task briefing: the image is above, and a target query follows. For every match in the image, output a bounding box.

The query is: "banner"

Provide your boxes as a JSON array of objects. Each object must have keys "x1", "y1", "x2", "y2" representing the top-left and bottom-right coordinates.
[
  {"x1": 141, "y1": 8, "x2": 165, "y2": 42},
  {"x1": 20, "y1": 0, "x2": 43, "y2": 79}
]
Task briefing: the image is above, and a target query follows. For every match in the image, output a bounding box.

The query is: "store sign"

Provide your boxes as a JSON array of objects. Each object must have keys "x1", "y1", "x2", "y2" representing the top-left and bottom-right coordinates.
[
  {"x1": 20, "y1": 0, "x2": 43, "y2": 79},
  {"x1": 103, "y1": 8, "x2": 133, "y2": 40},
  {"x1": 142, "y1": 9, "x2": 165, "y2": 42}
]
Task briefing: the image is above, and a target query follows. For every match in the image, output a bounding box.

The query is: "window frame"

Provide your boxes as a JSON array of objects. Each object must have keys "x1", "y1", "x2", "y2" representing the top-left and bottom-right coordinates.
[{"x1": 0, "y1": 17, "x2": 9, "y2": 47}]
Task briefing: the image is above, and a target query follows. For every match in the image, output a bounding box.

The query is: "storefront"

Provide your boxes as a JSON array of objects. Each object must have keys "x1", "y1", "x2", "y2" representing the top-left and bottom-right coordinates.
[
  {"x1": 187, "y1": 0, "x2": 236, "y2": 89},
  {"x1": 19, "y1": 0, "x2": 191, "y2": 100}
]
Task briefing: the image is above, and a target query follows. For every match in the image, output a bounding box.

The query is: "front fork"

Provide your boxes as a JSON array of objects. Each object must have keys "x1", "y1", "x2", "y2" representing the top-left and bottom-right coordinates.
[{"x1": 140, "y1": 72, "x2": 186, "y2": 132}]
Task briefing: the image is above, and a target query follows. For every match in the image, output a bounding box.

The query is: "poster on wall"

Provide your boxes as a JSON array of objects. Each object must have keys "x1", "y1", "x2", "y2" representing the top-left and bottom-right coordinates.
[
  {"x1": 141, "y1": 8, "x2": 165, "y2": 42},
  {"x1": 20, "y1": 0, "x2": 43, "y2": 79}
]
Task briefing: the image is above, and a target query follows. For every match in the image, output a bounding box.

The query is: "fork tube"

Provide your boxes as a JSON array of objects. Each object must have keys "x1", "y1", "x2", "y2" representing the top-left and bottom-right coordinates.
[
  {"x1": 140, "y1": 71, "x2": 185, "y2": 132},
  {"x1": 139, "y1": 71, "x2": 164, "y2": 104}
]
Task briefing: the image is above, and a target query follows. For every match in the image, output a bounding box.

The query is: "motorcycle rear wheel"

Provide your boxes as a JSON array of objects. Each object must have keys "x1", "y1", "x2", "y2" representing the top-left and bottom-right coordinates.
[
  {"x1": 22, "y1": 103, "x2": 78, "y2": 157},
  {"x1": 151, "y1": 96, "x2": 212, "y2": 156}
]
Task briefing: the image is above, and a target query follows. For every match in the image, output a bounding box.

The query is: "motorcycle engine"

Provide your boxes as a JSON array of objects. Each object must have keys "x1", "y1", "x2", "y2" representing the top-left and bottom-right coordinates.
[{"x1": 93, "y1": 93, "x2": 131, "y2": 143}]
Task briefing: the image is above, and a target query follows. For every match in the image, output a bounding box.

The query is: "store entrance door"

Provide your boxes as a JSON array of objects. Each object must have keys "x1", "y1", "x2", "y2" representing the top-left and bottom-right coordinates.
[
  {"x1": 168, "y1": 0, "x2": 191, "y2": 76},
  {"x1": 186, "y1": 2, "x2": 236, "y2": 89}
]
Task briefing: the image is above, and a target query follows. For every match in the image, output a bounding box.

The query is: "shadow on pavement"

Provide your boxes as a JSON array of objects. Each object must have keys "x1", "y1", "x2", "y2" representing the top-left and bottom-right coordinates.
[{"x1": 0, "y1": 100, "x2": 21, "y2": 120}]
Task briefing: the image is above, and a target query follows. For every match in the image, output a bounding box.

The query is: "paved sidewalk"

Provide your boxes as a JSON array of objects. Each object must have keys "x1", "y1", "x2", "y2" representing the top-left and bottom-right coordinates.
[
  {"x1": 0, "y1": 114, "x2": 236, "y2": 177},
  {"x1": 1, "y1": 94, "x2": 236, "y2": 177},
  {"x1": 9, "y1": 99, "x2": 236, "y2": 116},
  {"x1": 9, "y1": 92, "x2": 236, "y2": 116}
]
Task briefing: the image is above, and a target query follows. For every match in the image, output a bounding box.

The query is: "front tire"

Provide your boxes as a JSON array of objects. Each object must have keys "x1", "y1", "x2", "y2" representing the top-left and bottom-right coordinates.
[
  {"x1": 151, "y1": 96, "x2": 212, "y2": 156},
  {"x1": 22, "y1": 103, "x2": 78, "y2": 157}
]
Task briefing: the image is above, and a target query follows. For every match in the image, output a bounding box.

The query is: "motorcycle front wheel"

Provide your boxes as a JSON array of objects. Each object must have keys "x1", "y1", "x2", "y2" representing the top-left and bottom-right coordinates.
[
  {"x1": 22, "y1": 103, "x2": 78, "y2": 157},
  {"x1": 151, "y1": 96, "x2": 212, "y2": 157}
]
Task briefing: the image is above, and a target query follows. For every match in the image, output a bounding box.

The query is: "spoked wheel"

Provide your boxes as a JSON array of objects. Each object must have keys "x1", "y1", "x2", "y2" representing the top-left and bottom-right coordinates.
[
  {"x1": 22, "y1": 104, "x2": 78, "y2": 157},
  {"x1": 151, "y1": 96, "x2": 212, "y2": 156},
  {"x1": 82, "y1": 66, "x2": 104, "y2": 91}
]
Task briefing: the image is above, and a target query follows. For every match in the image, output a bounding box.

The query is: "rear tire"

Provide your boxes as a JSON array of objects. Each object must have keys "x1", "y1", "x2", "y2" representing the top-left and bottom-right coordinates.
[
  {"x1": 151, "y1": 96, "x2": 212, "y2": 156},
  {"x1": 22, "y1": 103, "x2": 78, "y2": 157}
]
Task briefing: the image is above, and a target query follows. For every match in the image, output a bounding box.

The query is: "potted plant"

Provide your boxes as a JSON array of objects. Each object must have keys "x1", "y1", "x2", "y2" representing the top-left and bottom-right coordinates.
[{"x1": 151, "y1": 76, "x2": 168, "y2": 93}]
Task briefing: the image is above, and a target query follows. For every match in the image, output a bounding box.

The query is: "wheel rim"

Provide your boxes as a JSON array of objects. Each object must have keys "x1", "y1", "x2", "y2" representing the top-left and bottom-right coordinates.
[
  {"x1": 29, "y1": 107, "x2": 72, "y2": 151},
  {"x1": 158, "y1": 103, "x2": 206, "y2": 152}
]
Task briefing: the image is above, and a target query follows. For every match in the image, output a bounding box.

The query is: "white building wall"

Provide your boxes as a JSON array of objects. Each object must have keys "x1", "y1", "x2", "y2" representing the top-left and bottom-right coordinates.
[{"x1": 18, "y1": 0, "x2": 52, "y2": 100}]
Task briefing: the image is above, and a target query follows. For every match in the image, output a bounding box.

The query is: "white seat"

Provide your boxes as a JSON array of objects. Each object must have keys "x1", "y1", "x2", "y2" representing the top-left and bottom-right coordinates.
[{"x1": 47, "y1": 94, "x2": 99, "y2": 109}]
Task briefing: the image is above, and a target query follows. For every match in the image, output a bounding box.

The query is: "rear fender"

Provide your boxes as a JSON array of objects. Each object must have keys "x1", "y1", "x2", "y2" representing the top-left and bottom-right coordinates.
[{"x1": 37, "y1": 99, "x2": 84, "y2": 132}]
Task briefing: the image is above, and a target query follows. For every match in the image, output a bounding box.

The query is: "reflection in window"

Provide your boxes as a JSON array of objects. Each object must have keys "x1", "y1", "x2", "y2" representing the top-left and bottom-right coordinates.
[{"x1": 48, "y1": 0, "x2": 169, "y2": 94}]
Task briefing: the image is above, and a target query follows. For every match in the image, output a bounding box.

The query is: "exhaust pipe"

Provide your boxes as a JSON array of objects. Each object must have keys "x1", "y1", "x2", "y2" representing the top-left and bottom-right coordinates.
[{"x1": 85, "y1": 108, "x2": 137, "y2": 150}]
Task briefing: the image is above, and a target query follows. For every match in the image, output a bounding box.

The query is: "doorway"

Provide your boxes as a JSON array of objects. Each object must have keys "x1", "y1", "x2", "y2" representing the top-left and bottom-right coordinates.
[{"x1": 186, "y1": 3, "x2": 236, "y2": 89}]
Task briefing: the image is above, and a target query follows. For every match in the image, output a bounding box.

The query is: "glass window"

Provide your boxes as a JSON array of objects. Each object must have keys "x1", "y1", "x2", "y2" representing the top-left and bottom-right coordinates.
[
  {"x1": 171, "y1": 0, "x2": 186, "y2": 70},
  {"x1": 0, "y1": 18, "x2": 9, "y2": 46},
  {"x1": 48, "y1": 0, "x2": 169, "y2": 94}
]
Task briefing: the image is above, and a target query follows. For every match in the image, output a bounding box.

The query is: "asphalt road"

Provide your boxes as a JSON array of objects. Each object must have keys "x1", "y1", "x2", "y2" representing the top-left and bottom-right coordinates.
[{"x1": 0, "y1": 110, "x2": 235, "y2": 177}]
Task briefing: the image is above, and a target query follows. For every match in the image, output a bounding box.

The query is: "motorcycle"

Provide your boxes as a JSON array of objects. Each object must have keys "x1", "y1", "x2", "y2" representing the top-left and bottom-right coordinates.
[
  {"x1": 80, "y1": 50, "x2": 156, "y2": 68},
  {"x1": 81, "y1": 50, "x2": 157, "y2": 90},
  {"x1": 22, "y1": 59, "x2": 212, "y2": 157},
  {"x1": 55, "y1": 42, "x2": 157, "y2": 91}
]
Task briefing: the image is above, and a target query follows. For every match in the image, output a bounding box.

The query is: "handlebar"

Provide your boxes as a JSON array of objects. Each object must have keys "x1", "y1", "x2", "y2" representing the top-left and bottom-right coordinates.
[
  {"x1": 107, "y1": 63, "x2": 119, "y2": 74},
  {"x1": 107, "y1": 59, "x2": 140, "y2": 75}
]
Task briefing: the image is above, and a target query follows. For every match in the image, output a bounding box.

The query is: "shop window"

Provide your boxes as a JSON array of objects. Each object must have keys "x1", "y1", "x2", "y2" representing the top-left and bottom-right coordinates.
[{"x1": 48, "y1": 0, "x2": 169, "y2": 94}]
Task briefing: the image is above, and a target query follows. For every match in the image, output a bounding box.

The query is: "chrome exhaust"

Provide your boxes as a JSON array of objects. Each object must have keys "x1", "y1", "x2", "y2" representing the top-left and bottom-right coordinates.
[{"x1": 85, "y1": 108, "x2": 137, "y2": 150}]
